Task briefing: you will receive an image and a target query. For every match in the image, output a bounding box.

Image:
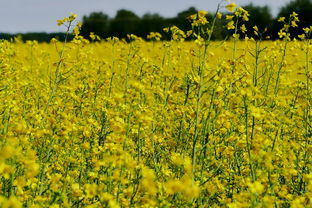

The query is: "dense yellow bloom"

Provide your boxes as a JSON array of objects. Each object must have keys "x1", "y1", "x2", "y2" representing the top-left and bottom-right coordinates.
[
  {"x1": 1, "y1": 197, "x2": 22, "y2": 208},
  {"x1": 247, "y1": 181, "x2": 265, "y2": 194},
  {"x1": 0, "y1": 7, "x2": 312, "y2": 208},
  {"x1": 71, "y1": 183, "x2": 83, "y2": 197},
  {"x1": 84, "y1": 184, "x2": 98, "y2": 199}
]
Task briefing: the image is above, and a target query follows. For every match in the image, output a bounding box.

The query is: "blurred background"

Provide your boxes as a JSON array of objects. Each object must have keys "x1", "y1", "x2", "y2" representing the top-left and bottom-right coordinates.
[{"x1": 0, "y1": 0, "x2": 311, "y2": 41}]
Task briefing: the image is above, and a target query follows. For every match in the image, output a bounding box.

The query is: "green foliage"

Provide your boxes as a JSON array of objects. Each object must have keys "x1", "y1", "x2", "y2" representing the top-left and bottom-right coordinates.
[
  {"x1": 137, "y1": 13, "x2": 166, "y2": 38},
  {"x1": 273, "y1": 0, "x2": 312, "y2": 38},
  {"x1": 110, "y1": 9, "x2": 140, "y2": 38},
  {"x1": 2, "y1": 1, "x2": 312, "y2": 42},
  {"x1": 242, "y1": 4, "x2": 273, "y2": 38},
  {"x1": 80, "y1": 12, "x2": 109, "y2": 39}
]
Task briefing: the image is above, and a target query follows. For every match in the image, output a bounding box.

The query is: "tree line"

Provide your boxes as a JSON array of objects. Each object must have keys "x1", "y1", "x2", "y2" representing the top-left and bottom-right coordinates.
[{"x1": 1, "y1": 0, "x2": 311, "y2": 42}]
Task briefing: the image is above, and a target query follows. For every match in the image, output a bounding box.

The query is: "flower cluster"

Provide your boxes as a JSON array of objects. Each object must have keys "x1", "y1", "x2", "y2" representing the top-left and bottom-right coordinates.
[{"x1": 0, "y1": 2, "x2": 311, "y2": 208}]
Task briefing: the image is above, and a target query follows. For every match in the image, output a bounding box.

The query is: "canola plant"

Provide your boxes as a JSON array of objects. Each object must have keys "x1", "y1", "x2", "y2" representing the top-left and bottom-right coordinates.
[{"x1": 0, "y1": 3, "x2": 312, "y2": 208}]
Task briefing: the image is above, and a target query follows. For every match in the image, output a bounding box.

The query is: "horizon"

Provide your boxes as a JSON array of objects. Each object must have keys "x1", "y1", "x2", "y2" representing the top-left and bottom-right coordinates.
[{"x1": 0, "y1": 0, "x2": 292, "y2": 33}]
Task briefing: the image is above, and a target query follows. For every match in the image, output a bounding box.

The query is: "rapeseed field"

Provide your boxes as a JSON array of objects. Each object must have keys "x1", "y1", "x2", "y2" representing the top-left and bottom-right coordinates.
[{"x1": 0, "y1": 3, "x2": 311, "y2": 208}]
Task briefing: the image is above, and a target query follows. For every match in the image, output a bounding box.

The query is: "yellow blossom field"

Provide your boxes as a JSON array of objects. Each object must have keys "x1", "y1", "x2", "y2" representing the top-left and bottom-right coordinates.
[{"x1": 0, "y1": 8, "x2": 312, "y2": 208}]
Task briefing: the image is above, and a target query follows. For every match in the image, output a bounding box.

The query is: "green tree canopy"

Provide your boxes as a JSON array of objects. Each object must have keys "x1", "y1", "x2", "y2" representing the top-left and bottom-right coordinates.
[
  {"x1": 137, "y1": 13, "x2": 165, "y2": 38},
  {"x1": 110, "y1": 9, "x2": 140, "y2": 38},
  {"x1": 242, "y1": 4, "x2": 273, "y2": 38},
  {"x1": 273, "y1": 0, "x2": 312, "y2": 38},
  {"x1": 81, "y1": 12, "x2": 109, "y2": 39}
]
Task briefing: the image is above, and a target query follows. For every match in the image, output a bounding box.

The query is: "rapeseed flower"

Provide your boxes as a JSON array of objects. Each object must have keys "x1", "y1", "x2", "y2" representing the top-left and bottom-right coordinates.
[{"x1": 0, "y1": 7, "x2": 311, "y2": 208}]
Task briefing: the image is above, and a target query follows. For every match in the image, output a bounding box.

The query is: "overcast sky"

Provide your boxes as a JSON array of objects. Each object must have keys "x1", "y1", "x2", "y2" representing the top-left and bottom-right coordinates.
[{"x1": 0, "y1": 0, "x2": 291, "y2": 33}]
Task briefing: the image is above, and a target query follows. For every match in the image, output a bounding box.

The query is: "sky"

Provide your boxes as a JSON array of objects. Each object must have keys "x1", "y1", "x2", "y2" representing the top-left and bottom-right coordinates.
[{"x1": 0, "y1": 0, "x2": 291, "y2": 33}]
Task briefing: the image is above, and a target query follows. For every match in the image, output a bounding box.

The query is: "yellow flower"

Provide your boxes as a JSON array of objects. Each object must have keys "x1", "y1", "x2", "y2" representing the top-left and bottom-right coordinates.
[
  {"x1": 240, "y1": 24, "x2": 247, "y2": 33},
  {"x1": 232, "y1": 33, "x2": 240, "y2": 39},
  {"x1": 217, "y1": 12, "x2": 222, "y2": 19},
  {"x1": 278, "y1": 30, "x2": 287, "y2": 38},
  {"x1": 0, "y1": 145, "x2": 15, "y2": 159},
  {"x1": 278, "y1": 17, "x2": 285, "y2": 22},
  {"x1": 90, "y1": 32, "x2": 96, "y2": 41},
  {"x1": 253, "y1": 26, "x2": 259, "y2": 36},
  {"x1": 165, "y1": 179, "x2": 184, "y2": 194},
  {"x1": 298, "y1": 34, "x2": 306, "y2": 40},
  {"x1": 108, "y1": 200, "x2": 120, "y2": 208},
  {"x1": 198, "y1": 10, "x2": 208, "y2": 18},
  {"x1": 291, "y1": 20, "x2": 298, "y2": 27},
  {"x1": 2, "y1": 197, "x2": 22, "y2": 208},
  {"x1": 226, "y1": 3, "x2": 237, "y2": 12},
  {"x1": 226, "y1": 15, "x2": 234, "y2": 20},
  {"x1": 84, "y1": 184, "x2": 98, "y2": 199},
  {"x1": 303, "y1": 27, "x2": 311, "y2": 33},
  {"x1": 72, "y1": 183, "x2": 83, "y2": 197},
  {"x1": 57, "y1": 19, "x2": 65, "y2": 26},
  {"x1": 227, "y1": 21, "x2": 235, "y2": 30},
  {"x1": 68, "y1": 12, "x2": 78, "y2": 22},
  {"x1": 242, "y1": 10, "x2": 250, "y2": 21},
  {"x1": 291, "y1": 11, "x2": 298, "y2": 17},
  {"x1": 247, "y1": 181, "x2": 265, "y2": 194}
]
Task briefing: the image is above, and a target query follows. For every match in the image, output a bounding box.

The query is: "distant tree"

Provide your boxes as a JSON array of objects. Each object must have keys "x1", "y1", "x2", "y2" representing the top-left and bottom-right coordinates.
[
  {"x1": 81, "y1": 12, "x2": 110, "y2": 39},
  {"x1": 242, "y1": 4, "x2": 273, "y2": 38},
  {"x1": 137, "y1": 13, "x2": 165, "y2": 38},
  {"x1": 175, "y1": 7, "x2": 198, "y2": 32},
  {"x1": 211, "y1": 17, "x2": 228, "y2": 40},
  {"x1": 0, "y1": 33, "x2": 14, "y2": 41},
  {"x1": 110, "y1": 9, "x2": 140, "y2": 38},
  {"x1": 273, "y1": 0, "x2": 312, "y2": 38},
  {"x1": 6, "y1": 1, "x2": 312, "y2": 42}
]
